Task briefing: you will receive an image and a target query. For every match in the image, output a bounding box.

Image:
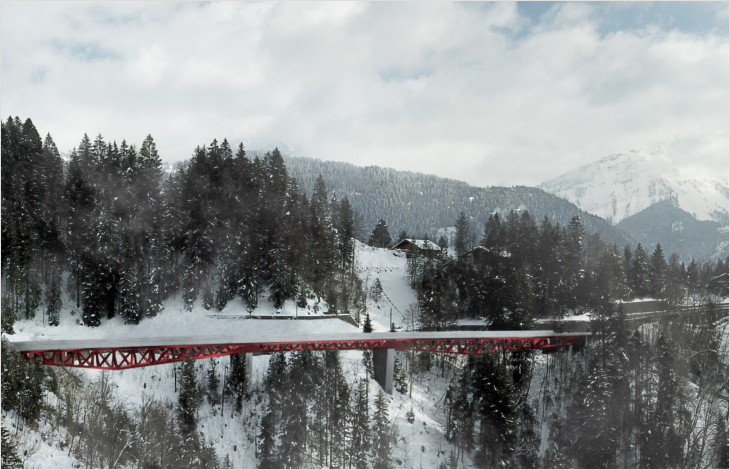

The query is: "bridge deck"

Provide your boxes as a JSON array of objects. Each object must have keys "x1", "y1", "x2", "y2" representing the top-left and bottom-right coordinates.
[
  {"x1": 9, "y1": 330, "x2": 589, "y2": 352},
  {"x1": 9, "y1": 330, "x2": 591, "y2": 370}
]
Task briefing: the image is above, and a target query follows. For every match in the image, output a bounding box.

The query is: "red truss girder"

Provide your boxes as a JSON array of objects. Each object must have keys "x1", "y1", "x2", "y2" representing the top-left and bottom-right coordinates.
[{"x1": 19, "y1": 335, "x2": 579, "y2": 370}]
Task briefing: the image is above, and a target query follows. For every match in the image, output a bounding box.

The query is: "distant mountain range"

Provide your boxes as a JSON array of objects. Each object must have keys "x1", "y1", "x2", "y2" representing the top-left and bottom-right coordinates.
[
  {"x1": 539, "y1": 147, "x2": 729, "y2": 225},
  {"x1": 161, "y1": 146, "x2": 724, "y2": 261},
  {"x1": 283, "y1": 156, "x2": 633, "y2": 248},
  {"x1": 283, "y1": 151, "x2": 729, "y2": 261}
]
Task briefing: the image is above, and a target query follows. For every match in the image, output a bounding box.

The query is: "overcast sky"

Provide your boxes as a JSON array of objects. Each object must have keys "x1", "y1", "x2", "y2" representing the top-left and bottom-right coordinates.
[{"x1": 1, "y1": 1, "x2": 728, "y2": 186}]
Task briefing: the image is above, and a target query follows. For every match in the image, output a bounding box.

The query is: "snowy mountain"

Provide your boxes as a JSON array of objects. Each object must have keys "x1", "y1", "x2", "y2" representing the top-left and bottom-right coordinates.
[{"x1": 539, "y1": 148, "x2": 729, "y2": 225}]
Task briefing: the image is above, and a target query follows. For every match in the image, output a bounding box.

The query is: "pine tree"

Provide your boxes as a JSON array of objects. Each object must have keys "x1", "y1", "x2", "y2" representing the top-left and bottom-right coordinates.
[
  {"x1": 687, "y1": 258, "x2": 699, "y2": 295},
  {"x1": 279, "y1": 389, "x2": 307, "y2": 468},
  {"x1": 472, "y1": 354, "x2": 515, "y2": 468},
  {"x1": 454, "y1": 212, "x2": 470, "y2": 259},
  {"x1": 363, "y1": 312, "x2": 374, "y2": 333},
  {"x1": 225, "y1": 353, "x2": 248, "y2": 411},
  {"x1": 1, "y1": 296, "x2": 16, "y2": 334},
  {"x1": 177, "y1": 358, "x2": 198, "y2": 435},
  {"x1": 1, "y1": 427, "x2": 22, "y2": 469},
  {"x1": 371, "y1": 390, "x2": 394, "y2": 469},
  {"x1": 118, "y1": 236, "x2": 141, "y2": 325},
  {"x1": 338, "y1": 196, "x2": 356, "y2": 272},
  {"x1": 258, "y1": 401, "x2": 279, "y2": 469},
  {"x1": 206, "y1": 359, "x2": 220, "y2": 406},
  {"x1": 630, "y1": 243, "x2": 650, "y2": 298},
  {"x1": 368, "y1": 219, "x2": 392, "y2": 248},
  {"x1": 570, "y1": 361, "x2": 621, "y2": 468},
  {"x1": 202, "y1": 284, "x2": 214, "y2": 310},
  {"x1": 640, "y1": 335, "x2": 684, "y2": 468},
  {"x1": 649, "y1": 243, "x2": 667, "y2": 298},
  {"x1": 363, "y1": 349, "x2": 374, "y2": 379},
  {"x1": 349, "y1": 379, "x2": 371, "y2": 469},
  {"x1": 393, "y1": 357, "x2": 409, "y2": 394},
  {"x1": 371, "y1": 278, "x2": 384, "y2": 302},
  {"x1": 46, "y1": 280, "x2": 62, "y2": 326},
  {"x1": 447, "y1": 361, "x2": 474, "y2": 456},
  {"x1": 1, "y1": 339, "x2": 47, "y2": 422}
]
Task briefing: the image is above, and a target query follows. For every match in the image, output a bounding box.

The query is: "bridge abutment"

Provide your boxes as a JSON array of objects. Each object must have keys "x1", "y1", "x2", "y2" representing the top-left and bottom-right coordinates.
[{"x1": 373, "y1": 348, "x2": 394, "y2": 395}]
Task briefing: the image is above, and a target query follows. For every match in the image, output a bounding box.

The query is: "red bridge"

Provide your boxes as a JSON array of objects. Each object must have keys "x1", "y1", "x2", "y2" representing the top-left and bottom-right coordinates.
[{"x1": 10, "y1": 330, "x2": 590, "y2": 394}]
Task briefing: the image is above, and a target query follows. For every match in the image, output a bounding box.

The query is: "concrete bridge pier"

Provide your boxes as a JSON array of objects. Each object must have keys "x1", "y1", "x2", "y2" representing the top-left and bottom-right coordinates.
[
  {"x1": 373, "y1": 348, "x2": 394, "y2": 395},
  {"x1": 245, "y1": 353, "x2": 253, "y2": 386}
]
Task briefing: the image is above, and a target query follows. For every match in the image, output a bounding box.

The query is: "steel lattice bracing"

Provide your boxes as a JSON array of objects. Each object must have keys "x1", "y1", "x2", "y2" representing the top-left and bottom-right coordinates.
[{"x1": 13, "y1": 331, "x2": 588, "y2": 370}]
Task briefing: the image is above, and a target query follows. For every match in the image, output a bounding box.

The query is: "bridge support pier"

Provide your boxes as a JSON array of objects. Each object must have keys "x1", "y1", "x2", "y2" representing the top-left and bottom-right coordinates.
[
  {"x1": 373, "y1": 348, "x2": 394, "y2": 395},
  {"x1": 245, "y1": 353, "x2": 253, "y2": 387}
]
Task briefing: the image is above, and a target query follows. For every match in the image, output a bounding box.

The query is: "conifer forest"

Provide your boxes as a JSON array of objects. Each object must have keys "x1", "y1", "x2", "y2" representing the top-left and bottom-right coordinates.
[
  {"x1": 2, "y1": 2, "x2": 730, "y2": 469},
  {"x1": 1, "y1": 117, "x2": 728, "y2": 469}
]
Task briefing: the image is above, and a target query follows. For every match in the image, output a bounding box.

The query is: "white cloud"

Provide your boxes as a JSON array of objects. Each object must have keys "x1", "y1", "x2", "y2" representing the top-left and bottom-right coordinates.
[{"x1": 1, "y1": 1, "x2": 727, "y2": 186}]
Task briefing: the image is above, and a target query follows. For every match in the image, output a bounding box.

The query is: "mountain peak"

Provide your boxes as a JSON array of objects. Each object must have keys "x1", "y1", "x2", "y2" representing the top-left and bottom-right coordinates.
[{"x1": 539, "y1": 149, "x2": 728, "y2": 225}]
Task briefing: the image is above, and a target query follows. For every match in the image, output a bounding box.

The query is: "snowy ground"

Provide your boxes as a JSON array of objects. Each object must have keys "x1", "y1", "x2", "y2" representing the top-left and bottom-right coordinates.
[
  {"x1": 5, "y1": 293, "x2": 358, "y2": 345},
  {"x1": 3, "y1": 242, "x2": 452, "y2": 469},
  {"x1": 355, "y1": 242, "x2": 418, "y2": 332},
  {"x1": 2, "y1": 348, "x2": 462, "y2": 469}
]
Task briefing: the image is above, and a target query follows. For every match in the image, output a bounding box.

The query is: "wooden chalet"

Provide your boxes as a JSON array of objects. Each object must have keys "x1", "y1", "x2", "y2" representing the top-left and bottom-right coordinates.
[
  {"x1": 466, "y1": 246, "x2": 512, "y2": 265},
  {"x1": 392, "y1": 238, "x2": 442, "y2": 259}
]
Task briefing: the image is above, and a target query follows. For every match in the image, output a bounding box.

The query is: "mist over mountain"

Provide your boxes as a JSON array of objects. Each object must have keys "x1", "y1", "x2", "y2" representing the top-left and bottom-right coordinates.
[{"x1": 284, "y1": 155, "x2": 633, "y2": 247}]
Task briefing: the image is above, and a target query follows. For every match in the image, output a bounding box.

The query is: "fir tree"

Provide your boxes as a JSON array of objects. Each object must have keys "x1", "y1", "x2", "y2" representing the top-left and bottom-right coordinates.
[
  {"x1": 454, "y1": 211, "x2": 470, "y2": 259},
  {"x1": 258, "y1": 401, "x2": 279, "y2": 469},
  {"x1": 363, "y1": 312, "x2": 374, "y2": 333},
  {"x1": 1, "y1": 339, "x2": 47, "y2": 422},
  {"x1": 1, "y1": 296, "x2": 16, "y2": 334},
  {"x1": 368, "y1": 219, "x2": 392, "y2": 248},
  {"x1": 393, "y1": 356, "x2": 409, "y2": 395},
  {"x1": 447, "y1": 361, "x2": 474, "y2": 458},
  {"x1": 363, "y1": 349, "x2": 374, "y2": 379},
  {"x1": 630, "y1": 243, "x2": 651, "y2": 298},
  {"x1": 202, "y1": 284, "x2": 214, "y2": 310},
  {"x1": 472, "y1": 354, "x2": 515, "y2": 468},
  {"x1": 46, "y1": 280, "x2": 62, "y2": 326},
  {"x1": 225, "y1": 353, "x2": 248, "y2": 411},
  {"x1": 206, "y1": 359, "x2": 220, "y2": 406},
  {"x1": 371, "y1": 390, "x2": 394, "y2": 469},
  {"x1": 649, "y1": 243, "x2": 667, "y2": 298},
  {"x1": 1, "y1": 427, "x2": 22, "y2": 469},
  {"x1": 177, "y1": 358, "x2": 198, "y2": 435},
  {"x1": 350, "y1": 379, "x2": 371, "y2": 469},
  {"x1": 371, "y1": 278, "x2": 384, "y2": 302},
  {"x1": 279, "y1": 390, "x2": 307, "y2": 468}
]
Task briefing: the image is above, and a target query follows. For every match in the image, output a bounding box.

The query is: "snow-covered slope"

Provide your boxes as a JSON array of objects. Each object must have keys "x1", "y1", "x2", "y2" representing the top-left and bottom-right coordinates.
[
  {"x1": 355, "y1": 241, "x2": 418, "y2": 331},
  {"x1": 539, "y1": 148, "x2": 729, "y2": 225}
]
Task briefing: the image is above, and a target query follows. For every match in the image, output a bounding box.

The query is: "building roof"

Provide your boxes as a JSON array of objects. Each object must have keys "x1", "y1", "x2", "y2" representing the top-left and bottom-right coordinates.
[
  {"x1": 393, "y1": 238, "x2": 442, "y2": 251},
  {"x1": 467, "y1": 246, "x2": 512, "y2": 258}
]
